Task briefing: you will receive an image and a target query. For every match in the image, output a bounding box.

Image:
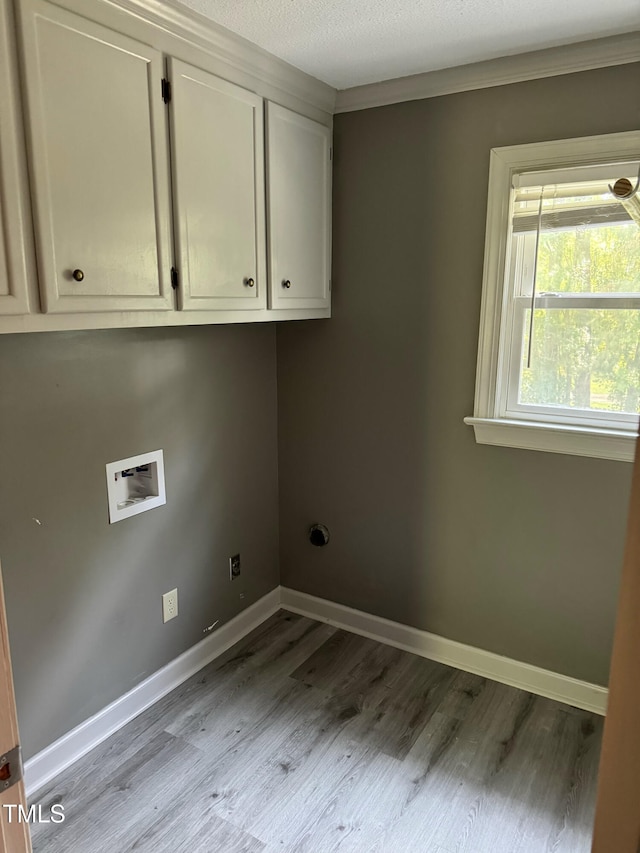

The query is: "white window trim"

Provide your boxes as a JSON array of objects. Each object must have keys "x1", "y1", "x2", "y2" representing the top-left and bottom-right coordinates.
[{"x1": 465, "y1": 130, "x2": 640, "y2": 463}]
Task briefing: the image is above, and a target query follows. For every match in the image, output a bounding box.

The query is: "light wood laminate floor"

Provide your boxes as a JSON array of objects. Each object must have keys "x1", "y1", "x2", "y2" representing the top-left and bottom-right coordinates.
[{"x1": 31, "y1": 611, "x2": 602, "y2": 853}]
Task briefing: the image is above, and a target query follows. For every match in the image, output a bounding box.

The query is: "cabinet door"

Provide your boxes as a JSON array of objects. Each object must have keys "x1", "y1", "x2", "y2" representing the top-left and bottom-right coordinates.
[
  {"x1": 18, "y1": 0, "x2": 173, "y2": 314},
  {"x1": 0, "y1": 0, "x2": 35, "y2": 316},
  {"x1": 266, "y1": 103, "x2": 331, "y2": 311},
  {"x1": 169, "y1": 59, "x2": 266, "y2": 312}
]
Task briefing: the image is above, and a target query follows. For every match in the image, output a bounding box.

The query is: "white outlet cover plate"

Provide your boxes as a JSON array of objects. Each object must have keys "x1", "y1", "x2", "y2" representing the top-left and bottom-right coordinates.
[
  {"x1": 162, "y1": 588, "x2": 178, "y2": 623},
  {"x1": 106, "y1": 449, "x2": 166, "y2": 524}
]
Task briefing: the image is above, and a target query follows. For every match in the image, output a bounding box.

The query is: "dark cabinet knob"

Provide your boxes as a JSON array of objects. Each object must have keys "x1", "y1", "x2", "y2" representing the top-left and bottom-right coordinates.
[
  {"x1": 72, "y1": 269, "x2": 84, "y2": 282},
  {"x1": 245, "y1": 277, "x2": 255, "y2": 288},
  {"x1": 283, "y1": 279, "x2": 291, "y2": 289}
]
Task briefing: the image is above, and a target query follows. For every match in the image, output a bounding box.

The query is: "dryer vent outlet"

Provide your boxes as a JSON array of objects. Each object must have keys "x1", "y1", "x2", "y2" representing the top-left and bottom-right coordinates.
[{"x1": 309, "y1": 523, "x2": 330, "y2": 547}]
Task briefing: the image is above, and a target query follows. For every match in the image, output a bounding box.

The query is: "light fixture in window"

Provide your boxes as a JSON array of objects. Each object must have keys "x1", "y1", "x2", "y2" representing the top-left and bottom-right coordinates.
[{"x1": 610, "y1": 165, "x2": 640, "y2": 227}]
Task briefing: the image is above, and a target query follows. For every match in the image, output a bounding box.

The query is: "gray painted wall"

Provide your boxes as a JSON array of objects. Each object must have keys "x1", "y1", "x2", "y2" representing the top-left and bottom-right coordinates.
[
  {"x1": 277, "y1": 63, "x2": 640, "y2": 687},
  {"x1": 0, "y1": 325, "x2": 279, "y2": 759},
  {"x1": 2, "y1": 64, "x2": 638, "y2": 763}
]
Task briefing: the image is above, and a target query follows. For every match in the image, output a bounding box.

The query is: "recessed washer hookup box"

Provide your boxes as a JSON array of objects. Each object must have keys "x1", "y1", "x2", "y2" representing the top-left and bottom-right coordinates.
[{"x1": 105, "y1": 449, "x2": 166, "y2": 523}]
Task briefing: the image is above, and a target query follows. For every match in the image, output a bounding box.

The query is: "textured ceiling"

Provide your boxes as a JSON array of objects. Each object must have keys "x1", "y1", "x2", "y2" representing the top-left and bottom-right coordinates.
[{"x1": 175, "y1": 0, "x2": 640, "y2": 89}]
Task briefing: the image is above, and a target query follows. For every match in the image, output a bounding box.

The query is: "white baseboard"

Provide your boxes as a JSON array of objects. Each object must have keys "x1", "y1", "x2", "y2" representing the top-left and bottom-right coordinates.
[
  {"x1": 25, "y1": 583, "x2": 608, "y2": 796},
  {"x1": 24, "y1": 587, "x2": 281, "y2": 797},
  {"x1": 280, "y1": 587, "x2": 608, "y2": 716}
]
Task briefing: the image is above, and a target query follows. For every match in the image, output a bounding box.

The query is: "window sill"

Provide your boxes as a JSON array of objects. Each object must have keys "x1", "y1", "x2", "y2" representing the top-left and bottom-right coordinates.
[{"x1": 464, "y1": 417, "x2": 636, "y2": 463}]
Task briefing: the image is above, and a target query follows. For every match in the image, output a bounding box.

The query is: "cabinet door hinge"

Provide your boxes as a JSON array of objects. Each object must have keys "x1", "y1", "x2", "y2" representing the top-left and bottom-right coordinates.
[
  {"x1": 170, "y1": 267, "x2": 179, "y2": 290},
  {"x1": 162, "y1": 78, "x2": 172, "y2": 104}
]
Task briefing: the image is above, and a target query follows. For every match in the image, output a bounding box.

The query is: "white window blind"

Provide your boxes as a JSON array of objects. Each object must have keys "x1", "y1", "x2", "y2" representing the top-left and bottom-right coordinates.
[{"x1": 512, "y1": 177, "x2": 636, "y2": 234}]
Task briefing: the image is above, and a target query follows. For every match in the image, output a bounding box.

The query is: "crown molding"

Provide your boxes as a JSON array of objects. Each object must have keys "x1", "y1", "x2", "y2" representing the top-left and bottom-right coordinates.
[
  {"x1": 335, "y1": 31, "x2": 640, "y2": 113},
  {"x1": 98, "y1": 0, "x2": 336, "y2": 116}
]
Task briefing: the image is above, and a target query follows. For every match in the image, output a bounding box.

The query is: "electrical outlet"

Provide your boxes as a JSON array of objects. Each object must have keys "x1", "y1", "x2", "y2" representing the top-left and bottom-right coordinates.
[
  {"x1": 162, "y1": 588, "x2": 178, "y2": 623},
  {"x1": 229, "y1": 553, "x2": 241, "y2": 581}
]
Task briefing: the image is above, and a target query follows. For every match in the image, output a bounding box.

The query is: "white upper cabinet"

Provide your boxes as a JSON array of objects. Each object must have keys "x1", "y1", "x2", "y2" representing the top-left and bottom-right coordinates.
[
  {"x1": 2, "y1": 0, "x2": 333, "y2": 331},
  {"x1": 18, "y1": 0, "x2": 173, "y2": 314},
  {"x1": 266, "y1": 102, "x2": 332, "y2": 311},
  {"x1": 0, "y1": 0, "x2": 36, "y2": 315},
  {"x1": 169, "y1": 59, "x2": 266, "y2": 312}
]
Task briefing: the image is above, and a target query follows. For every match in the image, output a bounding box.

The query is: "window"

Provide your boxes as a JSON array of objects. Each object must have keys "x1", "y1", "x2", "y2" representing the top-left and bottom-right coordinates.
[{"x1": 466, "y1": 131, "x2": 640, "y2": 462}]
